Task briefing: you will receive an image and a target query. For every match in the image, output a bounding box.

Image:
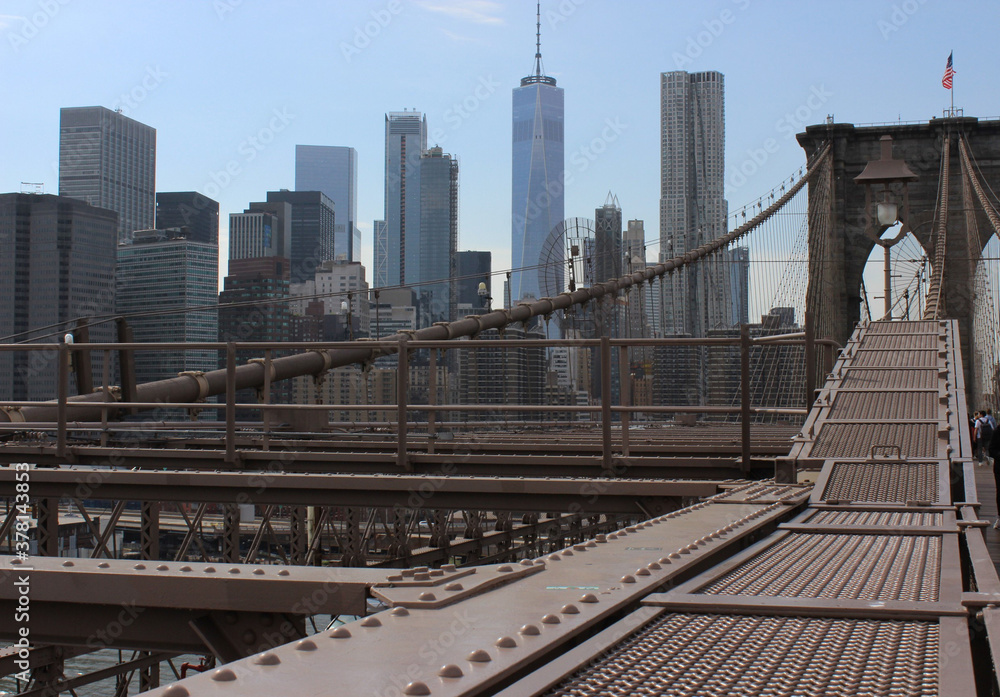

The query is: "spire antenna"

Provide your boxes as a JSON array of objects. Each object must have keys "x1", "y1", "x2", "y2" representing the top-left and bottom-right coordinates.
[{"x1": 534, "y1": 1, "x2": 542, "y2": 77}]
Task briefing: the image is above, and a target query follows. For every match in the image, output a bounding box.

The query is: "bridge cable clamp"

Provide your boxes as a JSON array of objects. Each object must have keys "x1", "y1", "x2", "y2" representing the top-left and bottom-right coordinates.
[{"x1": 178, "y1": 371, "x2": 210, "y2": 402}]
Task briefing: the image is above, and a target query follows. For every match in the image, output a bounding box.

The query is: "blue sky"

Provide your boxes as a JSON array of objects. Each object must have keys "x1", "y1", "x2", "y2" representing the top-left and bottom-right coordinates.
[{"x1": 1, "y1": 0, "x2": 996, "y2": 289}]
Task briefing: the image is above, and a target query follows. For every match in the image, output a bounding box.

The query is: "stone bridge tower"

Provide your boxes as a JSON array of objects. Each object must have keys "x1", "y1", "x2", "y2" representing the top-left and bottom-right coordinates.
[{"x1": 797, "y1": 117, "x2": 1000, "y2": 402}]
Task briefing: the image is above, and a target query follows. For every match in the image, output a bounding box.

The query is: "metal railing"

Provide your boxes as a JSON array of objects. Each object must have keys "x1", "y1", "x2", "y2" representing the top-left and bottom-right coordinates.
[{"x1": 0, "y1": 329, "x2": 839, "y2": 473}]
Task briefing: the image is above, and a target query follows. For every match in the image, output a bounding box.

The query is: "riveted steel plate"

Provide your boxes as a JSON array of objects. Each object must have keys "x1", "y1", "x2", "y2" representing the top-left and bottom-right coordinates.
[
  {"x1": 858, "y1": 333, "x2": 941, "y2": 350},
  {"x1": 862, "y1": 320, "x2": 945, "y2": 334}
]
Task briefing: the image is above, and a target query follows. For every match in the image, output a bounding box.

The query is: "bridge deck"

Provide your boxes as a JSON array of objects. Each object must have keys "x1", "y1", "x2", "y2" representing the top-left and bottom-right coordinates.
[{"x1": 126, "y1": 321, "x2": 1000, "y2": 695}]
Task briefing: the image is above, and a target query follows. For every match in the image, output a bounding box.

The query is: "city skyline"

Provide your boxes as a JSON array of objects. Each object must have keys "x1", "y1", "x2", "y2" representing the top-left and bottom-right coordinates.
[{"x1": 3, "y1": 1, "x2": 996, "y2": 292}]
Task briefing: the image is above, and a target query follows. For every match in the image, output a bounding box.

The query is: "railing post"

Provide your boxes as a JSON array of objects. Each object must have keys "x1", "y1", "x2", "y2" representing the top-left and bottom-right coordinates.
[
  {"x1": 262, "y1": 348, "x2": 271, "y2": 452},
  {"x1": 740, "y1": 324, "x2": 752, "y2": 474},
  {"x1": 397, "y1": 336, "x2": 410, "y2": 471},
  {"x1": 601, "y1": 335, "x2": 612, "y2": 471},
  {"x1": 226, "y1": 342, "x2": 236, "y2": 465},
  {"x1": 804, "y1": 310, "x2": 816, "y2": 410},
  {"x1": 618, "y1": 344, "x2": 630, "y2": 458},
  {"x1": 100, "y1": 348, "x2": 110, "y2": 447},
  {"x1": 428, "y1": 348, "x2": 437, "y2": 454},
  {"x1": 57, "y1": 341, "x2": 68, "y2": 459}
]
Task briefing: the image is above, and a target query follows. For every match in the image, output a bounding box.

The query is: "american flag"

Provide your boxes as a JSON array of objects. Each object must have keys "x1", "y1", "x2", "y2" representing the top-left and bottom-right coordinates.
[{"x1": 942, "y1": 52, "x2": 955, "y2": 89}]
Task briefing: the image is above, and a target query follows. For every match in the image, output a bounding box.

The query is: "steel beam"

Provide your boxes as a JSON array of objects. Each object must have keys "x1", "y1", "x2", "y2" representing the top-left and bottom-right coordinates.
[{"x1": 0, "y1": 467, "x2": 723, "y2": 513}]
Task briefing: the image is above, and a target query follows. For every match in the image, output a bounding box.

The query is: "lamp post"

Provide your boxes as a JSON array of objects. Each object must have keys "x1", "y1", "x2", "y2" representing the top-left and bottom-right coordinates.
[
  {"x1": 854, "y1": 135, "x2": 919, "y2": 319},
  {"x1": 477, "y1": 282, "x2": 492, "y2": 312}
]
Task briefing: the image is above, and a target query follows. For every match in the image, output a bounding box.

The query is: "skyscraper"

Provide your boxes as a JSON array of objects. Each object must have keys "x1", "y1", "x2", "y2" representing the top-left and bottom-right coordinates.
[
  {"x1": 456, "y1": 251, "x2": 492, "y2": 310},
  {"x1": 418, "y1": 147, "x2": 459, "y2": 325},
  {"x1": 155, "y1": 192, "x2": 219, "y2": 245},
  {"x1": 265, "y1": 190, "x2": 336, "y2": 285},
  {"x1": 116, "y1": 228, "x2": 218, "y2": 385},
  {"x1": 594, "y1": 193, "x2": 623, "y2": 287},
  {"x1": 0, "y1": 193, "x2": 117, "y2": 400},
  {"x1": 373, "y1": 219, "x2": 388, "y2": 288},
  {"x1": 383, "y1": 110, "x2": 427, "y2": 288},
  {"x1": 59, "y1": 106, "x2": 156, "y2": 243},
  {"x1": 511, "y1": 7, "x2": 564, "y2": 304},
  {"x1": 659, "y1": 70, "x2": 729, "y2": 336},
  {"x1": 295, "y1": 145, "x2": 360, "y2": 261},
  {"x1": 228, "y1": 207, "x2": 287, "y2": 260}
]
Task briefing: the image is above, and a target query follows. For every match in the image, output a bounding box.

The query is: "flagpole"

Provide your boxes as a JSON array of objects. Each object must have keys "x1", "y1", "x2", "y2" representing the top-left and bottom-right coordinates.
[{"x1": 951, "y1": 51, "x2": 954, "y2": 114}]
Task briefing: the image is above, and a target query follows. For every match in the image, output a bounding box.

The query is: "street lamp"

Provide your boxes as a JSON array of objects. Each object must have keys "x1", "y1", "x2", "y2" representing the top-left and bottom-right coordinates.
[
  {"x1": 854, "y1": 135, "x2": 919, "y2": 319},
  {"x1": 477, "y1": 282, "x2": 492, "y2": 312}
]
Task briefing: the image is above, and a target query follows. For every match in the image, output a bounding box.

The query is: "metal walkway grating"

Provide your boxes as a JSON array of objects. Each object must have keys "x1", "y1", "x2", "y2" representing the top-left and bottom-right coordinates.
[
  {"x1": 840, "y1": 369, "x2": 939, "y2": 390},
  {"x1": 543, "y1": 613, "x2": 939, "y2": 697},
  {"x1": 812, "y1": 423, "x2": 939, "y2": 459},
  {"x1": 828, "y1": 391, "x2": 938, "y2": 420},
  {"x1": 698, "y1": 533, "x2": 940, "y2": 601},
  {"x1": 806, "y1": 510, "x2": 943, "y2": 526},
  {"x1": 821, "y1": 462, "x2": 940, "y2": 503}
]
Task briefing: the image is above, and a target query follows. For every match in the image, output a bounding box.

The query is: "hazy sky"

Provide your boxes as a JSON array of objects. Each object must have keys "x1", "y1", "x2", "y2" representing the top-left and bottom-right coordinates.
[{"x1": 2, "y1": 0, "x2": 996, "y2": 289}]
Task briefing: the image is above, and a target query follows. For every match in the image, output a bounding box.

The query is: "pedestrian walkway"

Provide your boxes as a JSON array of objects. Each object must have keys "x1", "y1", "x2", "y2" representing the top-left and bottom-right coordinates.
[{"x1": 974, "y1": 461, "x2": 1000, "y2": 575}]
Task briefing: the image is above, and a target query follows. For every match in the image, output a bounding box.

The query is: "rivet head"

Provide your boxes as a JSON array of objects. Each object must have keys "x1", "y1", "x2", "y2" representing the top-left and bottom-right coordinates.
[
  {"x1": 467, "y1": 649, "x2": 492, "y2": 662},
  {"x1": 438, "y1": 664, "x2": 464, "y2": 678},
  {"x1": 445, "y1": 583, "x2": 464, "y2": 591},
  {"x1": 561, "y1": 550, "x2": 574, "y2": 557},
  {"x1": 519, "y1": 624, "x2": 540, "y2": 636},
  {"x1": 162, "y1": 686, "x2": 190, "y2": 697},
  {"x1": 391, "y1": 607, "x2": 410, "y2": 616},
  {"x1": 179, "y1": 565, "x2": 192, "y2": 572},
  {"x1": 361, "y1": 616, "x2": 382, "y2": 627},
  {"x1": 254, "y1": 652, "x2": 281, "y2": 665},
  {"x1": 329, "y1": 627, "x2": 351, "y2": 638},
  {"x1": 561, "y1": 604, "x2": 580, "y2": 615},
  {"x1": 620, "y1": 575, "x2": 636, "y2": 584},
  {"x1": 586, "y1": 541, "x2": 597, "y2": 547},
  {"x1": 635, "y1": 568, "x2": 651, "y2": 577},
  {"x1": 596, "y1": 534, "x2": 607, "y2": 543},
  {"x1": 541, "y1": 614, "x2": 561, "y2": 624},
  {"x1": 579, "y1": 594, "x2": 599, "y2": 603},
  {"x1": 133, "y1": 563, "x2": 146, "y2": 570},
  {"x1": 211, "y1": 668, "x2": 237, "y2": 682},
  {"x1": 658, "y1": 557, "x2": 671, "y2": 564},
  {"x1": 253, "y1": 568, "x2": 265, "y2": 575},
  {"x1": 403, "y1": 681, "x2": 432, "y2": 695},
  {"x1": 156, "y1": 564, "x2": 168, "y2": 571},
  {"x1": 548, "y1": 554, "x2": 561, "y2": 561},
  {"x1": 519, "y1": 559, "x2": 534, "y2": 566},
  {"x1": 61, "y1": 560, "x2": 74, "y2": 567},
  {"x1": 497, "y1": 565, "x2": 514, "y2": 572},
  {"x1": 495, "y1": 636, "x2": 517, "y2": 648},
  {"x1": 204, "y1": 566, "x2": 216, "y2": 573},
  {"x1": 97, "y1": 562, "x2": 110, "y2": 568},
  {"x1": 574, "y1": 545, "x2": 587, "y2": 551},
  {"x1": 648, "y1": 562, "x2": 661, "y2": 570},
  {"x1": 229, "y1": 568, "x2": 240, "y2": 574},
  {"x1": 295, "y1": 639, "x2": 318, "y2": 651},
  {"x1": 419, "y1": 592, "x2": 437, "y2": 601},
  {"x1": 278, "y1": 569, "x2": 290, "y2": 576},
  {"x1": 9, "y1": 559, "x2": 21, "y2": 565}
]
